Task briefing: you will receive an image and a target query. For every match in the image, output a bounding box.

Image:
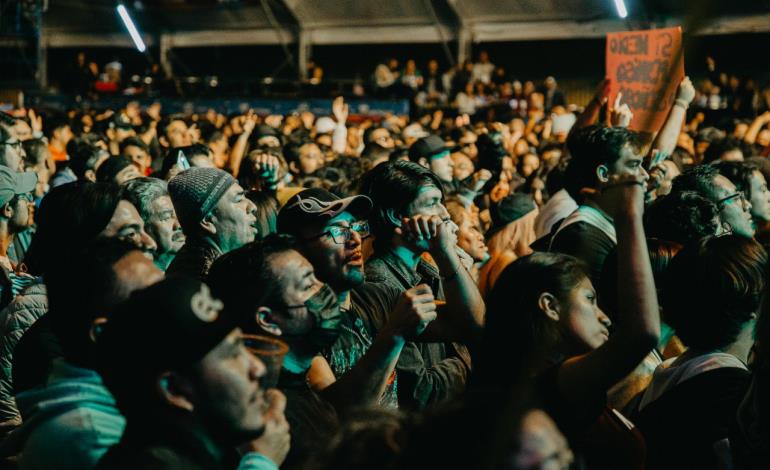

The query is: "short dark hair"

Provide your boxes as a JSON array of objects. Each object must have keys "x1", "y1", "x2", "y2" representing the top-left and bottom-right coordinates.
[
  {"x1": 69, "y1": 140, "x2": 107, "y2": 180},
  {"x1": 663, "y1": 235, "x2": 767, "y2": 351},
  {"x1": 119, "y1": 136, "x2": 149, "y2": 155},
  {"x1": 207, "y1": 234, "x2": 296, "y2": 333},
  {"x1": 22, "y1": 138, "x2": 48, "y2": 167},
  {"x1": 671, "y1": 164, "x2": 720, "y2": 201},
  {"x1": 363, "y1": 126, "x2": 388, "y2": 145},
  {"x1": 704, "y1": 136, "x2": 743, "y2": 163},
  {"x1": 47, "y1": 238, "x2": 142, "y2": 368},
  {"x1": 563, "y1": 125, "x2": 642, "y2": 201},
  {"x1": 359, "y1": 160, "x2": 443, "y2": 251},
  {"x1": 644, "y1": 190, "x2": 721, "y2": 245},
  {"x1": 361, "y1": 143, "x2": 392, "y2": 170},
  {"x1": 122, "y1": 177, "x2": 169, "y2": 222},
  {"x1": 714, "y1": 161, "x2": 759, "y2": 201},
  {"x1": 283, "y1": 140, "x2": 314, "y2": 172}
]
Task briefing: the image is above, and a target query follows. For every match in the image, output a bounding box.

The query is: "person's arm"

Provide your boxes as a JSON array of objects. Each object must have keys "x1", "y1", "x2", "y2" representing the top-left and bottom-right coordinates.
[
  {"x1": 650, "y1": 77, "x2": 695, "y2": 157},
  {"x1": 396, "y1": 215, "x2": 485, "y2": 343},
  {"x1": 228, "y1": 112, "x2": 257, "y2": 177},
  {"x1": 744, "y1": 111, "x2": 770, "y2": 145},
  {"x1": 313, "y1": 285, "x2": 437, "y2": 409},
  {"x1": 574, "y1": 78, "x2": 611, "y2": 130},
  {"x1": 557, "y1": 174, "x2": 660, "y2": 408},
  {"x1": 331, "y1": 97, "x2": 348, "y2": 155}
]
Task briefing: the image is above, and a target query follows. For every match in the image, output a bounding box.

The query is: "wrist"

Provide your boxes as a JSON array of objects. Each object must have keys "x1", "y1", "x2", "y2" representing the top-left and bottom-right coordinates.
[{"x1": 674, "y1": 98, "x2": 689, "y2": 110}]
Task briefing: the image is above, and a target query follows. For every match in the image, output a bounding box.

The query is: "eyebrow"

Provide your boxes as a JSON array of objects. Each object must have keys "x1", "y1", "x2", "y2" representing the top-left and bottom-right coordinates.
[{"x1": 118, "y1": 223, "x2": 142, "y2": 233}]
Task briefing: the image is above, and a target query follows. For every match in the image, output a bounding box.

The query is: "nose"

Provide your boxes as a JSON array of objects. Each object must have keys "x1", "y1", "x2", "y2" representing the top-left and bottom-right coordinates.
[
  {"x1": 597, "y1": 308, "x2": 612, "y2": 328},
  {"x1": 639, "y1": 166, "x2": 650, "y2": 182},
  {"x1": 246, "y1": 199, "x2": 257, "y2": 216},
  {"x1": 140, "y1": 229, "x2": 158, "y2": 253},
  {"x1": 743, "y1": 197, "x2": 753, "y2": 213}
]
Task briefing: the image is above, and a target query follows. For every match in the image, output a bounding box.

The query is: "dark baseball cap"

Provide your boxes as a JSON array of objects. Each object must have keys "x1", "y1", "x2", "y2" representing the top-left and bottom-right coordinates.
[
  {"x1": 97, "y1": 277, "x2": 241, "y2": 373},
  {"x1": 277, "y1": 187, "x2": 372, "y2": 236},
  {"x1": 408, "y1": 135, "x2": 451, "y2": 162},
  {"x1": 109, "y1": 113, "x2": 134, "y2": 130},
  {"x1": 0, "y1": 168, "x2": 36, "y2": 207}
]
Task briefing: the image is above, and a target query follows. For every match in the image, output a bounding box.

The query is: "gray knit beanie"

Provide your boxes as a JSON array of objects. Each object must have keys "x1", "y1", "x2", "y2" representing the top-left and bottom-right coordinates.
[{"x1": 168, "y1": 167, "x2": 236, "y2": 232}]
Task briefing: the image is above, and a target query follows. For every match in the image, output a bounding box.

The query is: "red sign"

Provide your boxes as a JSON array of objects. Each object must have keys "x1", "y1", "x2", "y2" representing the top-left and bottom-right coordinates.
[{"x1": 606, "y1": 26, "x2": 684, "y2": 133}]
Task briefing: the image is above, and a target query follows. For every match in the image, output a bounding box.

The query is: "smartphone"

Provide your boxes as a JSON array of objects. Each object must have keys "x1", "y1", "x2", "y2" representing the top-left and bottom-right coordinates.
[{"x1": 176, "y1": 150, "x2": 191, "y2": 171}]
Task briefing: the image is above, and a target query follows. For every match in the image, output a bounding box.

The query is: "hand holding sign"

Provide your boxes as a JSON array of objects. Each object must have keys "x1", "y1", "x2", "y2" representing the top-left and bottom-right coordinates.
[
  {"x1": 611, "y1": 93, "x2": 634, "y2": 128},
  {"x1": 606, "y1": 26, "x2": 684, "y2": 133}
]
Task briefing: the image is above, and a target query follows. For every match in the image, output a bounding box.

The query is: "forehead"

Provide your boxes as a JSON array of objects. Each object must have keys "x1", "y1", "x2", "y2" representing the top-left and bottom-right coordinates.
[
  {"x1": 150, "y1": 195, "x2": 174, "y2": 212},
  {"x1": 111, "y1": 200, "x2": 143, "y2": 225},
  {"x1": 269, "y1": 249, "x2": 314, "y2": 282},
  {"x1": 167, "y1": 120, "x2": 187, "y2": 133},
  {"x1": 125, "y1": 144, "x2": 147, "y2": 154},
  {"x1": 372, "y1": 128, "x2": 390, "y2": 139},
  {"x1": 713, "y1": 174, "x2": 737, "y2": 197},
  {"x1": 325, "y1": 211, "x2": 356, "y2": 227},
  {"x1": 618, "y1": 143, "x2": 642, "y2": 161},
  {"x1": 413, "y1": 185, "x2": 442, "y2": 203}
]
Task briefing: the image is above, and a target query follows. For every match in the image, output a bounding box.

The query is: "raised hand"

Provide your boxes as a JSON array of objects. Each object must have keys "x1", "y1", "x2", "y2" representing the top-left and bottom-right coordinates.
[
  {"x1": 332, "y1": 96, "x2": 349, "y2": 124},
  {"x1": 599, "y1": 173, "x2": 647, "y2": 221},
  {"x1": 610, "y1": 92, "x2": 634, "y2": 128},
  {"x1": 240, "y1": 389, "x2": 291, "y2": 466},
  {"x1": 384, "y1": 284, "x2": 438, "y2": 339},
  {"x1": 677, "y1": 76, "x2": 696, "y2": 104}
]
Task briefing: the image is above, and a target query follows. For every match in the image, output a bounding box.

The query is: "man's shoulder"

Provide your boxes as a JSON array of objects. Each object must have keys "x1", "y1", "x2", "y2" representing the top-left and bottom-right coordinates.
[
  {"x1": 551, "y1": 221, "x2": 614, "y2": 248},
  {"x1": 351, "y1": 281, "x2": 400, "y2": 330}
]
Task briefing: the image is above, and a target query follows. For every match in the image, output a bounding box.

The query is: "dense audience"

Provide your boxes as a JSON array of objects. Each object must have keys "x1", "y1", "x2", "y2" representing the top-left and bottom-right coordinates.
[{"x1": 0, "y1": 52, "x2": 769, "y2": 470}]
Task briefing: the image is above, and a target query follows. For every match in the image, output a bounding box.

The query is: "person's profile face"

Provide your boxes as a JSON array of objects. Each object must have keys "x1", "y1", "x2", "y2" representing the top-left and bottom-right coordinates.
[
  {"x1": 748, "y1": 171, "x2": 770, "y2": 224},
  {"x1": 165, "y1": 120, "x2": 190, "y2": 148},
  {"x1": 456, "y1": 218, "x2": 488, "y2": 263},
  {"x1": 193, "y1": 328, "x2": 268, "y2": 442},
  {"x1": 300, "y1": 211, "x2": 365, "y2": 292},
  {"x1": 405, "y1": 185, "x2": 448, "y2": 221},
  {"x1": 9, "y1": 193, "x2": 34, "y2": 231},
  {"x1": 123, "y1": 145, "x2": 151, "y2": 173},
  {"x1": 561, "y1": 277, "x2": 611, "y2": 353},
  {"x1": 451, "y1": 153, "x2": 474, "y2": 181},
  {"x1": 100, "y1": 200, "x2": 158, "y2": 256},
  {"x1": 212, "y1": 184, "x2": 258, "y2": 250},
  {"x1": 429, "y1": 151, "x2": 455, "y2": 183},
  {"x1": 608, "y1": 144, "x2": 648, "y2": 181},
  {"x1": 147, "y1": 195, "x2": 185, "y2": 256},
  {"x1": 371, "y1": 128, "x2": 394, "y2": 149},
  {"x1": 713, "y1": 174, "x2": 755, "y2": 238},
  {"x1": 266, "y1": 249, "x2": 323, "y2": 335}
]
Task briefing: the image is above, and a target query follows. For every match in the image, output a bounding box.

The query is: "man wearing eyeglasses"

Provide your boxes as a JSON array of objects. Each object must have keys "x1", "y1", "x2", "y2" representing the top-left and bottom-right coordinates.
[
  {"x1": 673, "y1": 164, "x2": 756, "y2": 239},
  {"x1": 0, "y1": 166, "x2": 37, "y2": 309},
  {"x1": 0, "y1": 122, "x2": 26, "y2": 173},
  {"x1": 277, "y1": 188, "x2": 439, "y2": 410}
]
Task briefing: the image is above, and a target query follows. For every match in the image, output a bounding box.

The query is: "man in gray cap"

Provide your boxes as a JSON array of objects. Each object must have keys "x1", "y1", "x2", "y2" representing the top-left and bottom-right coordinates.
[
  {"x1": 0, "y1": 167, "x2": 36, "y2": 301},
  {"x1": 166, "y1": 167, "x2": 257, "y2": 280}
]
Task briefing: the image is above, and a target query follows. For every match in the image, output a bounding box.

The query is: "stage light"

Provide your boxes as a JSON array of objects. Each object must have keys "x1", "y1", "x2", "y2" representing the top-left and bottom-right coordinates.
[
  {"x1": 117, "y1": 4, "x2": 146, "y2": 52},
  {"x1": 613, "y1": 0, "x2": 628, "y2": 18}
]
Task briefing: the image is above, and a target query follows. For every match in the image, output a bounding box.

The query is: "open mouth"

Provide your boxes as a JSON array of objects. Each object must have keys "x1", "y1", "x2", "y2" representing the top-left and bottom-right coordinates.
[{"x1": 346, "y1": 251, "x2": 363, "y2": 266}]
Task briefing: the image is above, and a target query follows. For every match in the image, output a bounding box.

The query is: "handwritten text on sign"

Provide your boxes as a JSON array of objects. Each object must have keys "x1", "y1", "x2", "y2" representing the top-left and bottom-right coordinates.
[{"x1": 606, "y1": 26, "x2": 684, "y2": 133}]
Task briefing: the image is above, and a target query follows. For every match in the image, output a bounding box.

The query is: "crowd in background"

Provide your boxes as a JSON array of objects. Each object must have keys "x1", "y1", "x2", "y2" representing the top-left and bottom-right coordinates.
[{"x1": 0, "y1": 52, "x2": 768, "y2": 469}]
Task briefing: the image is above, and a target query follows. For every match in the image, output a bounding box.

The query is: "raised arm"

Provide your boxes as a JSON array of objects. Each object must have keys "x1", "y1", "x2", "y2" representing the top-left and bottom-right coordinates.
[
  {"x1": 229, "y1": 111, "x2": 257, "y2": 177},
  {"x1": 650, "y1": 77, "x2": 695, "y2": 157},
  {"x1": 331, "y1": 97, "x2": 349, "y2": 155},
  {"x1": 744, "y1": 111, "x2": 770, "y2": 146},
  {"x1": 557, "y1": 174, "x2": 660, "y2": 407},
  {"x1": 574, "y1": 78, "x2": 611, "y2": 130}
]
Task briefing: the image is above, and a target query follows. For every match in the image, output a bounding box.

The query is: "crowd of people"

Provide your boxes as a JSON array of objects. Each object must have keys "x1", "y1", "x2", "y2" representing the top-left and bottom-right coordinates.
[{"x1": 0, "y1": 52, "x2": 769, "y2": 470}]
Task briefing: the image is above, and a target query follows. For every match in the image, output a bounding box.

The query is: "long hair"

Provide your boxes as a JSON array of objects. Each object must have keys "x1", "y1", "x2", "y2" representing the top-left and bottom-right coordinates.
[{"x1": 474, "y1": 252, "x2": 590, "y2": 387}]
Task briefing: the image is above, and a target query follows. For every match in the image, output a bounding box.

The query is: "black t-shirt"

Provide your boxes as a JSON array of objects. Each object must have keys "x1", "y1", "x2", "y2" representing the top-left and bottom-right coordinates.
[
  {"x1": 323, "y1": 282, "x2": 401, "y2": 408},
  {"x1": 634, "y1": 367, "x2": 750, "y2": 470},
  {"x1": 278, "y1": 369, "x2": 339, "y2": 470},
  {"x1": 549, "y1": 221, "x2": 615, "y2": 285}
]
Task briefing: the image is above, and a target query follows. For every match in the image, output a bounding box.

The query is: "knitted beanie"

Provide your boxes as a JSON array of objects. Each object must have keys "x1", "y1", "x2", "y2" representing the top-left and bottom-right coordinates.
[{"x1": 168, "y1": 167, "x2": 236, "y2": 232}]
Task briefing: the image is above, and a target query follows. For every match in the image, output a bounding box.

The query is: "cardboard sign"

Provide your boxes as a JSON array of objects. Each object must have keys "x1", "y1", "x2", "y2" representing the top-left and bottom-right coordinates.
[{"x1": 606, "y1": 26, "x2": 684, "y2": 133}]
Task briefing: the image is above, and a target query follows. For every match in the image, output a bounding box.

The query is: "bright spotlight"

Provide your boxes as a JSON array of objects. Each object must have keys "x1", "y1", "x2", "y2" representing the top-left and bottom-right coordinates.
[
  {"x1": 613, "y1": 0, "x2": 628, "y2": 18},
  {"x1": 117, "y1": 4, "x2": 146, "y2": 52}
]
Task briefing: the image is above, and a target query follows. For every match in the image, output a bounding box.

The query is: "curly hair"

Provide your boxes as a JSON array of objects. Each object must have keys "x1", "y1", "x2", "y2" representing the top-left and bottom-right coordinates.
[
  {"x1": 644, "y1": 190, "x2": 721, "y2": 245},
  {"x1": 714, "y1": 161, "x2": 760, "y2": 201},
  {"x1": 670, "y1": 163, "x2": 720, "y2": 200}
]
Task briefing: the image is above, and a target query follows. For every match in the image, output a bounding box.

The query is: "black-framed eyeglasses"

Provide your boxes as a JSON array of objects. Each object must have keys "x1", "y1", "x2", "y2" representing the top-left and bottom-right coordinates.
[
  {"x1": 716, "y1": 191, "x2": 746, "y2": 208},
  {"x1": 0, "y1": 141, "x2": 23, "y2": 150},
  {"x1": 308, "y1": 221, "x2": 370, "y2": 245}
]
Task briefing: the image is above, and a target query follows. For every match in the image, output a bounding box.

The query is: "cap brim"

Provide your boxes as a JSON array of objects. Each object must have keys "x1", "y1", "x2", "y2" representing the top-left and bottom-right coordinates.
[{"x1": 15, "y1": 171, "x2": 37, "y2": 195}]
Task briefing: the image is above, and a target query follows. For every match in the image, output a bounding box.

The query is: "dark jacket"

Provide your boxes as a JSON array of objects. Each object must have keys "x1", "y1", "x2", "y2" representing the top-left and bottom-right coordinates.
[
  {"x1": 97, "y1": 408, "x2": 277, "y2": 470},
  {"x1": 365, "y1": 250, "x2": 471, "y2": 410},
  {"x1": 165, "y1": 237, "x2": 223, "y2": 281}
]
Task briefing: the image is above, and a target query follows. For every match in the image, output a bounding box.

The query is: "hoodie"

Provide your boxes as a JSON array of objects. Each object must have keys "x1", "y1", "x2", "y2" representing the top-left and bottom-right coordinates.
[{"x1": 2, "y1": 358, "x2": 125, "y2": 470}]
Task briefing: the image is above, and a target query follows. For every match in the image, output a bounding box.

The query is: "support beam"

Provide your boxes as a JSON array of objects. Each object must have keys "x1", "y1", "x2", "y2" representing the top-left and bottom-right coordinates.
[
  {"x1": 37, "y1": 38, "x2": 47, "y2": 89},
  {"x1": 159, "y1": 33, "x2": 173, "y2": 79},
  {"x1": 298, "y1": 30, "x2": 311, "y2": 81}
]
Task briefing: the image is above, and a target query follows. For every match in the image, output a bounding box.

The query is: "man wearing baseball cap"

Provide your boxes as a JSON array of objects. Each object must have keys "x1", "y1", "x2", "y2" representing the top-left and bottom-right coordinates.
[
  {"x1": 408, "y1": 135, "x2": 455, "y2": 184},
  {"x1": 277, "y1": 188, "x2": 438, "y2": 410},
  {"x1": 96, "y1": 277, "x2": 289, "y2": 469},
  {"x1": 0, "y1": 167, "x2": 36, "y2": 304},
  {"x1": 166, "y1": 167, "x2": 258, "y2": 280}
]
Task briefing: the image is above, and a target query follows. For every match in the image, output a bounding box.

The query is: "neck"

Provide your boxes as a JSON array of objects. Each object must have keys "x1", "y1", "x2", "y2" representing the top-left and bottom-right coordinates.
[
  {"x1": 389, "y1": 242, "x2": 422, "y2": 271},
  {"x1": 51, "y1": 139, "x2": 66, "y2": 152},
  {"x1": 680, "y1": 319, "x2": 756, "y2": 365},
  {"x1": 0, "y1": 223, "x2": 13, "y2": 259},
  {"x1": 283, "y1": 347, "x2": 315, "y2": 374},
  {"x1": 582, "y1": 196, "x2": 613, "y2": 221}
]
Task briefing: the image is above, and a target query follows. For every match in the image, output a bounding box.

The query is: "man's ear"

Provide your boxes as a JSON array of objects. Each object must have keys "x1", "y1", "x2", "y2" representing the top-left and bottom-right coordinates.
[
  {"x1": 537, "y1": 292, "x2": 561, "y2": 322},
  {"x1": 199, "y1": 213, "x2": 217, "y2": 236},
  {"x1": 1, "y1": 202, "x2": 13, "y2": 219},
  {"x1": 383, "y1": 208, "x2": 401, "y2": 228},
  {"x1": 256, "y1": 307, "x2": 283, "y2": 336},
  {"x1": 288, "y1": 161, "x2": 299, "y2": 175},
  {"x1": 89, "y1": 317, "x2": 108, "y2": 343},
  {"x1": 596, "y1": 165, "x2": 609, "y2": 183},
  {"x1": 418, "y1": 157, "x2": 429, "y2": 169},
  {"x1": 84, "y1": 169, "x2": 97, "y2": 183},
  {"x1": 157, "y1": 371, "x2": 195, "y2": 412}
]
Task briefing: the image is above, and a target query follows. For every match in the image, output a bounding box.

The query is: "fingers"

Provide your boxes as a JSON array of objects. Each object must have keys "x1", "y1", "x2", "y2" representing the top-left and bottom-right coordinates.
[
  {"x1": 613, "y1": 92, "x2": 622, "y2": 110},
  {"x1": 265, "y1": 389, "x2": 287, "y2": 415}
]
